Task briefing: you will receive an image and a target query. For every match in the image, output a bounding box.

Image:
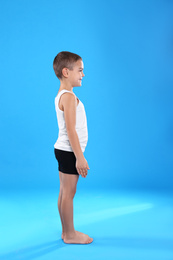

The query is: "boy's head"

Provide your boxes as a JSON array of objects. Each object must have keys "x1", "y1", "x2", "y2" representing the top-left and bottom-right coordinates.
[{"x1": 53, "y1": 51, "x2": 82, "y2": 80}]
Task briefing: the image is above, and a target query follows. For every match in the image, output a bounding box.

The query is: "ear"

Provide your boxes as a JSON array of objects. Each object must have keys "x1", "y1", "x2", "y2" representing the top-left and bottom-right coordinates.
[{"x1": 62, "y1": 68, "x2": 69, "y2": 78}]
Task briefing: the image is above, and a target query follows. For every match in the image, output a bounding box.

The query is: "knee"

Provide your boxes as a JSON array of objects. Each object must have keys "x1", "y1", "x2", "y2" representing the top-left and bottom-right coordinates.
[
  {"x1": 62, "y1": 187, "x2": 76, "y2": 200},
  {"x1": 72, "y1": 187, "x2": 77, "y2": 198},
  {"x1": 59, "y1": 186, "x2": 63, "y2": 195}
]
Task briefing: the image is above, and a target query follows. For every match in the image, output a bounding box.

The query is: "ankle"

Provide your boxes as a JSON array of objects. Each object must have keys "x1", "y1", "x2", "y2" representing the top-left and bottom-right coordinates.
[{"x1": 64, "y1": 230, "x2": 76, "y2": 238}]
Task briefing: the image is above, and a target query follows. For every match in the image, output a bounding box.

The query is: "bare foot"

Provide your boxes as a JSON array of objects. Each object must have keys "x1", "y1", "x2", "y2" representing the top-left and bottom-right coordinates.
[
  {"x1": 61, "y1": 232, "x2": 64, "y2": 240},
  {"x1": 63, "y1": 230, "x2": 93, "y2": 244}
]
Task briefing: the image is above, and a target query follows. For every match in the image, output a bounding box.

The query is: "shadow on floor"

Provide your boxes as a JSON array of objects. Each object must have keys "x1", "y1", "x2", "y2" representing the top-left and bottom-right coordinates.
[
  {"x1": 1, "y1": 236, "x2": 173, "y2": 260},
  {"x1": 0, "y1": 239, "x2": 67, "y2": 260}
]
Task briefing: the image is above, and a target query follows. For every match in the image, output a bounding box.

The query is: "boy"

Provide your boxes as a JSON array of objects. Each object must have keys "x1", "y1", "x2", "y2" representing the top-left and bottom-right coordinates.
[{"x1": 53, "y1": 51, "x2": 93, "y2": 244}]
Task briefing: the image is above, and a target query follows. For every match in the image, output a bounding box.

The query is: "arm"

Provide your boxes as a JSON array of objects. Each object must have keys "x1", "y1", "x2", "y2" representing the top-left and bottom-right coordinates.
[
  {"x1": 63, "y1": 93, "x2": 84, "y2": 159},
  {"x1": 62, "y1": 93, "x2": 90, "y2": 177}
]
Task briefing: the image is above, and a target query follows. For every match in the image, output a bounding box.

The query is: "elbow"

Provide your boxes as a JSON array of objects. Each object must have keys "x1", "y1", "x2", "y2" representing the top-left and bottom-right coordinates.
[{"x1": 66, "y1": 127, "x2": 76, "y2": 135}]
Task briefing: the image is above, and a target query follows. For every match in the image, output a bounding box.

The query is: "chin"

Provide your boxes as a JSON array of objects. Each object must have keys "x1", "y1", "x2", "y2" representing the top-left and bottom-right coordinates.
[{"x1": 75, "y1": 83, "x2": 82, "y2": 87}]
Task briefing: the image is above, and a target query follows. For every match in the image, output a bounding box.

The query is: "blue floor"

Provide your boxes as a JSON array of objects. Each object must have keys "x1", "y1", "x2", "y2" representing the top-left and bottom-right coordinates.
[{"x1": 0, "y1": 189, "x2": 173, "y2": 260}]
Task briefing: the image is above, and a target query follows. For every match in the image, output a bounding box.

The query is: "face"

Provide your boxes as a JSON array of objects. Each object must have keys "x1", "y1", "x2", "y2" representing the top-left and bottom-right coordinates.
[{"x1": 68, "y1": 59, "x2": 85, "y2": 87}]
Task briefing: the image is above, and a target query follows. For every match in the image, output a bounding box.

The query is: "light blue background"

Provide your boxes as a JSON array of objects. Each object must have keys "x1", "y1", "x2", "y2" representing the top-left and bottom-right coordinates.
[{"x1": 0, "y1": 0, "x2": 173, "y2": 191}]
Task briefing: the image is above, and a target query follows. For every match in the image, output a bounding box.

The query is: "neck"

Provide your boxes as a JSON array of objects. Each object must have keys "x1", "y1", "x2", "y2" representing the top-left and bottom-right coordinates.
[{"x1": 59, "y1": 81, "x2": 73, "y2": 92}]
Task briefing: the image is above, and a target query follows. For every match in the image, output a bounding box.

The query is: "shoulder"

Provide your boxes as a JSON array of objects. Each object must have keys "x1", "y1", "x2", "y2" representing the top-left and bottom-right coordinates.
[
  {"x1": 61, "y1": 92, "x2": 75, "y2": 102},
  {"x1": 61, "y1": 92, "x2": 76, "y2": 110}
]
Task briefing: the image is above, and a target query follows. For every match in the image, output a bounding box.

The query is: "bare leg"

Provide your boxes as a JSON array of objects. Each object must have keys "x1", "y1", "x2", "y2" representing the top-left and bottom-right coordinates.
[
  {"x1": 60, "y1": 173, "x2": 93, "y2": 244},
  {"x1": 58, "y1": 171, "x2": 64, "y2": 239},
  {"x1": 61, "y1": 173, "x2": 78, "y2": 235}
]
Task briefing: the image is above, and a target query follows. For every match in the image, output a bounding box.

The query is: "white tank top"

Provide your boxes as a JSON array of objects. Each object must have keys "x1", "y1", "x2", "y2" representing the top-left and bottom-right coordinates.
[{"x1": 54, "y1": 89, "x2": 88, "y2": 152}]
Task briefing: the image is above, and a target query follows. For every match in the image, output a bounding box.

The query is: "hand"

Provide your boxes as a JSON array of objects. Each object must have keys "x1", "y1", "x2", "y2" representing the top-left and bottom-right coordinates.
[{"x1": 76, "y1": 157, "x2": 90, "y2": 178}]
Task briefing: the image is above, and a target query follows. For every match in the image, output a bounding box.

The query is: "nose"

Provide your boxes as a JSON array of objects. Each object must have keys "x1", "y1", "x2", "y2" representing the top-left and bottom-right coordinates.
[{"x1": 82, "y1": 72, "x2": 85, "y2": 77}]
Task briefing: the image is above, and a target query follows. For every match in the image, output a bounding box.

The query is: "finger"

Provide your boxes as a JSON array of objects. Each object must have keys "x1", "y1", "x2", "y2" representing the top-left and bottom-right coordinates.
[
  {"x1": 82, "y1": 170, "x2": 87, "y2": 177},
  {"x1": 77, "y1": 169, "x2": 82, "y2": 175},
  {"x1": 81, "y1": 170, "x2": 86, "y2": 178},
  {"x1": 83, "y1": 170, "x2": 87, "y2": 177},
  {"x1": 81, "y1": 169, "x2": 86, "y2": 174},
  {"x1": 77, "y1": 168, "x2": 84, "y2": 175},
  {"x1": 79, "y1": 170, "x2": 84, "y2": 176},
  {"x1": 78, "y1": 169, "x2": 87, "y2": 177}
]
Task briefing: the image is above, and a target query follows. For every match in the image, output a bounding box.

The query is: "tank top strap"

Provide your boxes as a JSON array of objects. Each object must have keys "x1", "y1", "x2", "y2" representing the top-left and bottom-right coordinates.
[{"x1": 56, "y1": 89, "x2": 76, "y2": 101}]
